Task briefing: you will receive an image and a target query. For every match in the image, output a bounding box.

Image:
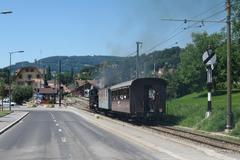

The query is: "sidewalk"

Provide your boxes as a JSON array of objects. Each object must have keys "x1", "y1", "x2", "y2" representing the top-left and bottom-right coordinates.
[{"x1": 0, "y1": 111, "x2": 29, "y2": 135}]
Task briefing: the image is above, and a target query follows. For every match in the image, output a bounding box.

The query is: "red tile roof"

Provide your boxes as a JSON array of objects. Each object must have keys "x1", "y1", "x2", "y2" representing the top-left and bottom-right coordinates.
[{"x1": 38, "y1": 88, "x2": 57, "y2": 94}]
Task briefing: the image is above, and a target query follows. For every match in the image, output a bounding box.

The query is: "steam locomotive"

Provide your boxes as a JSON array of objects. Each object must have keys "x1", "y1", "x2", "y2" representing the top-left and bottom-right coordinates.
[{"x1": 89, "y1": 78, "x2": 167, "y2": 121}]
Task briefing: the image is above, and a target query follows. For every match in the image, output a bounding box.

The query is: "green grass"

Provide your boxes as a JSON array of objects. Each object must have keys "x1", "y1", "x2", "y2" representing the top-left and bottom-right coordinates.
[
  {"x1": 0, "y1": 111, "x2": 11, "y2": 117},
  {"x1": 166, "y1": 90, "x2": 240, "y2": 137}
]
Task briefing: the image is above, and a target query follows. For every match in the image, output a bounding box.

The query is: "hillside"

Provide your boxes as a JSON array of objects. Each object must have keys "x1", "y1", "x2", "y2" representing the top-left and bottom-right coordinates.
[
  {"x1": 10, "y1": 55, "x2": 127, "y2": 73},
  {"x1": 166, "y1": 90, "x2": 240, "y2": 137},
  {"x1": 8, "y1": 47, "x2": 181, "y2": 75}
]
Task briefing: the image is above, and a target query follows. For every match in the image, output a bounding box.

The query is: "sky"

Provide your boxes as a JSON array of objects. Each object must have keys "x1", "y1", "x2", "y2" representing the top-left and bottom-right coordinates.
[{"x1": 0, "y1": 0, "x2": 226, "y2": 68}]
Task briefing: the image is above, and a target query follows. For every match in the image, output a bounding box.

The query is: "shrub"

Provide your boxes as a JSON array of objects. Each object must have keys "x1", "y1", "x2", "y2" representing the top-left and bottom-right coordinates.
[
  {"x1": 197, "y1": 108, "x2": 226, "y2": 132},
  {"x1": 49, "y1": 99, "x2": 55, "y2": 104},
  {"x1": 231, "y1": 120, "x2": 240, "y2": 137},
  {"x1": 12, "y1": 85, "x2": 33, "y2": 104}
]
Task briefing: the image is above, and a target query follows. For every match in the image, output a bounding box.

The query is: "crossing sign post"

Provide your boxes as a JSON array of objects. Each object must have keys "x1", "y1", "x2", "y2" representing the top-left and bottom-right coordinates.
[
  {"x1": 202, "y1": 48, "x2": 216, "y2": 69},
  {"x1": 202, "y1": 46, "x2": 216, "y2": 118}
]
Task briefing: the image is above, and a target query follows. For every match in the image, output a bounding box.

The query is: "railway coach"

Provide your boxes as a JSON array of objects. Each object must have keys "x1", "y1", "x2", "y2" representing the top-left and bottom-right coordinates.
[{"x1": 89, "y1": 78, "x2": 167, "y2": 120}]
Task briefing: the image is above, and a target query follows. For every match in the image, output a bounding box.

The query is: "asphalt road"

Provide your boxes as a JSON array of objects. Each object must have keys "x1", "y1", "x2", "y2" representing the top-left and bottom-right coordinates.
[{"x1": 0, "y1": 110, "x2": 164, "y2": 160}]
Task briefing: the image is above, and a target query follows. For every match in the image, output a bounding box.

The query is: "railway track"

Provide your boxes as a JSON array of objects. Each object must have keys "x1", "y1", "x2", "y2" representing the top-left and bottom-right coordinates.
[
  {"x1": 148, "y1": 125, "x2": 240, "y2": 152},
  {"x1": 69, "y1": 97, "x2": 240, "y2": 152}
]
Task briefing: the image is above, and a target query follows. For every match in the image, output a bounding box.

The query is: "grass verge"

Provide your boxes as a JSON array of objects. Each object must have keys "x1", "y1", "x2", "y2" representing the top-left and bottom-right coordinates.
[
  {"x1": 167, "y1": 90, "x2": 240, "y2": 137},
  {"x1": 0, "y1": 111, "x2": 11, "y2": 118}
]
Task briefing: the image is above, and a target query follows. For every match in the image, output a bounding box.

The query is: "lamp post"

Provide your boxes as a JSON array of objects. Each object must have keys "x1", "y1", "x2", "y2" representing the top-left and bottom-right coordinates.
[{"x1": 9, "y1": 51, "x2": 24, "y2": 111}]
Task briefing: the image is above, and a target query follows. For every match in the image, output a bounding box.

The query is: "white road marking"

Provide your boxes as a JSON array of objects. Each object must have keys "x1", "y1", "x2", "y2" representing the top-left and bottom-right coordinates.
[
  {"x1": 61, "y1": 137, "x2": 66, "y2": 143},
  {"x1": 58, "y1": 128, "x2": 62, "y2": 132},
  {"x1": 54, "y1": 120, "x2": 56, "y2": 122},
  {"x1": 50, "y1": 112, "x2": 55, "y2": 120},
  {"x1": 68, "y1": 153, "x2": 72, "y2": 160},
  {"x1": 56, "y1": 123, "x2": 59, "y2": 126}
]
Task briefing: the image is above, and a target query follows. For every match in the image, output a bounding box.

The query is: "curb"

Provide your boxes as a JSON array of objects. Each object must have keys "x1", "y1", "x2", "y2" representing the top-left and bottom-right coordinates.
[{"x1": 0, "y1": 112, "x2": 29, "y2": 135}]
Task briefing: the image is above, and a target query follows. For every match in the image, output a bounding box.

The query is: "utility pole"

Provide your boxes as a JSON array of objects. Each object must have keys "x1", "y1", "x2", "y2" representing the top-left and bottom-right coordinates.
[
  {"x1": 226, "y1": 0, "x2": 233, "y2": 130},
  {"x1": 9, "y1": 50, "x2": 24, "y2": 111},
  {"x1": 58, "y1": 59, "x2": 62, "y2": 107},
  {"x1": 9, "y1": 53, "x2": 12, "y2": 111},
  {"x1": 136, "y1": 41, "x2": 142, "y2": 78}
]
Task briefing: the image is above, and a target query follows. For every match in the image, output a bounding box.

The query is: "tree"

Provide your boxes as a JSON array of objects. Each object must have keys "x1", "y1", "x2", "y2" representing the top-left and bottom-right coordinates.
[
  {"x1": 46, "y1": 65, "x2": 52, "y2": 80},
  {"x1": 56, "y1": 72, "x2": 74, "y2": 85},
  {"x1": 70, "y1": 67, "x2": 74, "y2": 83},
  {"x1": 79, "y1": 66, "x2": 97, "y2": 80},
  {"x1": 232, "y1": 0, "x2": 240, "y2": 43},
  {"x1": 0, "y1": 68, "x2": 10, "y2": 84},
  {"x1": 12, "y1": 85, "x2": 33, "y2": 104},
  {"x1": 174, "y1": 32, "x2": 224, "y2": 96},
  {"x1": 0, "y1": 80, "x2": 6, "y2": 111},
  {"x1": 232, "y1": 0, "x2": 240, "y2": 85}
]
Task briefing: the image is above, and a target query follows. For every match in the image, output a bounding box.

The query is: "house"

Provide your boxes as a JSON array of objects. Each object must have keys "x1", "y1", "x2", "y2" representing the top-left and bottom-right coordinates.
[
  {"x1": 71, "y1": 80, "x2": 98, "y2": 97},
  {"x1": 38, "y1": 88, "x2": 57, "y2": 104},
  {"x1": 15, "y1": 66, "x2": 44, "y2": 90},
  {"x1": 47, "y1": 80, "x2": 71, "y2": 93},
  {"x1": 47, "y1": 80, "x2": 57, "y2": 89}
]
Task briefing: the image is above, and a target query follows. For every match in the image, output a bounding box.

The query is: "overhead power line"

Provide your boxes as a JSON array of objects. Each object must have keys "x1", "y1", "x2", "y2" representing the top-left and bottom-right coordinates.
[
  {"x1": 191, "y1": 0, "x2": 226, "y2": 19},
  {"x1": 159, "y1": 18, "x2": 225, "y2": 24},
  {"x1": 144, "y1": 29, "x2": 185, "y2": 53},
  {"x1": 143, "y1": 2, "x2": 226, "y2": 53},
  {"x1": 183, "y1": 8, "x2": 226, "y2": 30}
]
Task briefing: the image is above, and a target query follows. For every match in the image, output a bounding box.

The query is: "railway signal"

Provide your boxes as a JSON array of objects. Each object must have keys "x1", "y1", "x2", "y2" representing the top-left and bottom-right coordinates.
[{"x1": 202, "y1": 46, "x2": 216, "y2": 118}]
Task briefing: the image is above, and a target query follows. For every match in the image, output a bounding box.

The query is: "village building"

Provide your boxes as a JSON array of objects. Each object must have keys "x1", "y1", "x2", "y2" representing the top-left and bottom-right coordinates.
[
  {"x1": 38, "y1": 88, "x2": 57, "y2": 104},
  {"x1": 71, "y1": 80, "x2": 98, "y2": 97},
  {"x1": 15, "y1": 66, "x2": 44, "y2": 90}
]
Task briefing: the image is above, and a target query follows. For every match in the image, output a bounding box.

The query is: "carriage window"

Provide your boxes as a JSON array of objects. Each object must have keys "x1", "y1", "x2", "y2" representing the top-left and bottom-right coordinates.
[
  {"x1": 112, "y1": 88, "x2": 129, "y2": 101},
  {"x1": 149, "y1": 88, "x2": 156, "y2": 100}
]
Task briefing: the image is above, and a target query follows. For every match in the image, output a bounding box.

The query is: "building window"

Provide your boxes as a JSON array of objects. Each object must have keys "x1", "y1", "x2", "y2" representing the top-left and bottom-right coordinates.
[
  {"x1": 36, "y1": 74, "x2": 41, "y2": 79},
  {"x1": 30, "y1": 69, "x2": 34, "y2": 72},
  {"x1": 26, "y1": 68, "x2": 29, "y2": 72},
  {"x1": 28, "y1": 74, "x2": 32, "y2": 80},
  {"x1": 19, "y1": 74, "x2": 22, "y2": 79}
]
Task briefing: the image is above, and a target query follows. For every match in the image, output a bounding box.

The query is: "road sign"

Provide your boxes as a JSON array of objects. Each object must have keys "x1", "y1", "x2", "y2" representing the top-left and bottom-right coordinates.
[{"x1": 202, "y1": 49, "x2": 216, "y2": 66}]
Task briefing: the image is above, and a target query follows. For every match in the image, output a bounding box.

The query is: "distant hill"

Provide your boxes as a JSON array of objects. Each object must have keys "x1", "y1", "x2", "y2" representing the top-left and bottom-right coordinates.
[
  {"x1": 8, "y1": 55, "x2": 127, "y2": 73},
  {"x1": 7, "y1": 47, "x2": 181, "y2": 75}
]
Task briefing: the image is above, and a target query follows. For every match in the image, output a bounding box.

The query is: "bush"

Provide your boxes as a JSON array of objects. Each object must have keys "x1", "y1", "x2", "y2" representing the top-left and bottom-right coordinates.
[
  {"x1": 231, "y1": 120, "x2": 240, "y2": 136},
  {"x1": 12, "y1": 85, "x2": 33, "y2": 104},
  {"x1": 167, "y1": 104, "x2": 205, "y2": 127},
  {"x1": 49, "y1": 99, "x2": 55, "y2": 104},
  {"x1": 197, "y1": 107, "x2": 226, "y2": 132}
]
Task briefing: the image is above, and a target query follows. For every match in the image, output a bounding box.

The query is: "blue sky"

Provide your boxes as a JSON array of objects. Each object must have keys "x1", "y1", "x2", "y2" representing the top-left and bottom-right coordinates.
[{"x1": 0, "y1": 0, "x2": 226, "y2": 68}]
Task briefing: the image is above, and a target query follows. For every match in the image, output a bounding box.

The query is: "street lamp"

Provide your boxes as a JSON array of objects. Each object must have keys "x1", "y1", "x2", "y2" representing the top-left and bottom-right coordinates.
[{"x1": 9, "y1": 50, "x2": 24, "y2": 111}]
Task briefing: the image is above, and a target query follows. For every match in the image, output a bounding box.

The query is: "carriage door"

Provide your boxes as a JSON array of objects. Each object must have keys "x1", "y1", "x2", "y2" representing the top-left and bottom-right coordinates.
[{"x1": 143, "y1": 86, "x2": 156, "y2": 112}]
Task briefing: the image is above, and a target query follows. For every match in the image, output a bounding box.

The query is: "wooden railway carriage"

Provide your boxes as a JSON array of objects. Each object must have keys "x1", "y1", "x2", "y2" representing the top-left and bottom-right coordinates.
[
  {"x1": 110, "y1": 78, "x2": 167, "y2": 119},
  {"x1": 89, "y1": 78, "x2": 167, "y2": 120},
  {"x1": 98, "y1": 88, "x2": 111, "y2": 110}
]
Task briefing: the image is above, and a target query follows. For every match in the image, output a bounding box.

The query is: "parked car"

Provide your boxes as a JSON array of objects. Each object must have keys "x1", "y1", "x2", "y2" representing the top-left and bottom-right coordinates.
[{"x1": 0, "y1": 98, "x2": 16, "y2": 106}]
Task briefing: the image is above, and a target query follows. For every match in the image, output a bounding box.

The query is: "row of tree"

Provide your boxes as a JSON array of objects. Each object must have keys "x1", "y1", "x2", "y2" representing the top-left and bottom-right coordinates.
[{"x1": 44, "y1": 65, "x2": 75, "y2": 86}]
